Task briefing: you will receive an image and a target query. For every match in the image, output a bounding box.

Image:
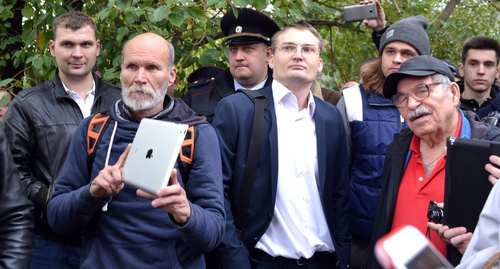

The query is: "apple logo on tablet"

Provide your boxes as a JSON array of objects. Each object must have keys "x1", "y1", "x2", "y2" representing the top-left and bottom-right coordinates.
[{"x1": 146, "y1": 149, "x2": 153, "y2": 159}]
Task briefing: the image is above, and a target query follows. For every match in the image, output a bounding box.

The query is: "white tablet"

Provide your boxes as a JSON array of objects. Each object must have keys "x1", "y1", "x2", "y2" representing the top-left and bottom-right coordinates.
[{"x1": 122, "y1": 118, "x2": 188, "y2": 195}]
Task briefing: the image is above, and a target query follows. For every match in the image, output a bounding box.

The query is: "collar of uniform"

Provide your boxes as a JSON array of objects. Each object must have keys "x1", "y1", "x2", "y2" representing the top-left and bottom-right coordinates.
[{"x1": 234, "y1": 75, "x2": 268, "y2": 91}]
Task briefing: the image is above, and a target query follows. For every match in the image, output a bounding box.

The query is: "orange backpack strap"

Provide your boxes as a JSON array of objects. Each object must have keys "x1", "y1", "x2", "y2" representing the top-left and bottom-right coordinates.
[
  {"x1": 86, "y1": 112, "x2": 111, "y2": 172},
  {"x1": 179, "y1": 125, "x2": 195, "y2": 165},
  {"x1": 178, "y1": 125, "x2": 197, "y2": 184}
]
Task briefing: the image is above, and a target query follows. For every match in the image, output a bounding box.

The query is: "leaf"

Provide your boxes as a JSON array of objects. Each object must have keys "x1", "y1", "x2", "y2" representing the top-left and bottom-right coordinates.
[
  {"x1": 186, "y1": 7, "x2": 205, "y2": 21},
  {"x1": 21, "y1": 5, "x2": 34, "y2": 19},
  {"x1": 428, "y1": 22, "x2": 437, "y2": 35},
  {"x1": 0, "y1": 78, "x2": 14, "y2": 88},
  {"x1": 254, "y1": 0, "x2": 268, "y2": 11},
  {"x1": 0, "y1": 94, "x2": 10, "y2": 107},
  {"x1": 207, "y1": 0, "x2": 219, "y2": 6},
  {"x1": 152, "y1": 5, "x2": 170, "y2": 23},
  {"x1": 168, "y1": 10, "x2": 186, "y2": 27},
  {"x1": 117, "y1": 27, "x2": 129, "y2": 43},
  {"x1": 97, "y1": 9, "x2": 112, "y2": 21},
  {"x1": 116, "y1": 0, "x2": 131, "y2": 11},
  {"x1": 21, "y1": 29, "x2": 37, "y2": 44},
  {"x1": 36, "y1": 33, "x2": 46, "y2": 50}
]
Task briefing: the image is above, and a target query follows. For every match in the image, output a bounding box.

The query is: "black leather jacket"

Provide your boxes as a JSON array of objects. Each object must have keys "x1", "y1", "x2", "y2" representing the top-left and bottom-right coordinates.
[
  {"x1": 183, "y1": 67, "x2": 273, "y2": 123},
  {"x1": 0, "y1": 125, "x2": 34, "y2": 269},
  {"x1": 3, "y1": 71, "x2": 121, "y2": 243}
]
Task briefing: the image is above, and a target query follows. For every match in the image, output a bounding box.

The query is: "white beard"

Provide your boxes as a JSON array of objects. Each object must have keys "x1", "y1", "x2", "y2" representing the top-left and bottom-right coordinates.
[{"x1": 121, "y1": 80, "x2": 168, "y2": 111}]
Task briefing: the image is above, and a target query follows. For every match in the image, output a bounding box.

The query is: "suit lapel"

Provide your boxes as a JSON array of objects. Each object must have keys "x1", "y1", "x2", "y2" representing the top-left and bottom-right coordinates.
[
  {"x1": 314, "y1": 101, "x2": 327, "y2": 197},
  {"x1": 262, "y1": 86, "x2": 279, "y2": 200}
]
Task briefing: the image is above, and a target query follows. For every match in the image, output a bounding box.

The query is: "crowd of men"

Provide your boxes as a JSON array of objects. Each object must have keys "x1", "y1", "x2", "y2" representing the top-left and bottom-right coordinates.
[{"x1": 1, "y1": 0, "x2": 500, "y2": 268}]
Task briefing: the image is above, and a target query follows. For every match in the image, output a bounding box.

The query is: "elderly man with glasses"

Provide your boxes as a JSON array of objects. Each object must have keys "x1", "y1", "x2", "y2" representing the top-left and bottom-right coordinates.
[{"x1": 367, "y1": 55, "x2": 500, "y2": 268}]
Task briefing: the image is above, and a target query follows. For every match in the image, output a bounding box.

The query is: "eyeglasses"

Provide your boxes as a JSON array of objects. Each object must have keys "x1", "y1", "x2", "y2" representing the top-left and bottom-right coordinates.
[
  {"x1": 276, "y1": 44, "x2": 319, "y2": 55},
  {"x1": 391, "y1": 83, "x2": 442, "y2": 108}
]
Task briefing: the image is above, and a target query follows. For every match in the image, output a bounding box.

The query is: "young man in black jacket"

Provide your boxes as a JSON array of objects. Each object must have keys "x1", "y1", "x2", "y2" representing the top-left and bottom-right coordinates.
[{"x1": 3, "y1": 11, "x2": 121, "y2": 268}]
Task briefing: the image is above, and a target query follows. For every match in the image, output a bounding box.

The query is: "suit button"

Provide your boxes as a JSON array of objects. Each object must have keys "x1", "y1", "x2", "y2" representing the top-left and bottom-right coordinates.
[{"x1": 266, "y1": 213, "x2": 272, "y2": 220}]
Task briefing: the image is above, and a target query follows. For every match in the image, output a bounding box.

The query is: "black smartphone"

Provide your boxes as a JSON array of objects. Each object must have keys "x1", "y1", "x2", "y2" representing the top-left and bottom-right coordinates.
[{"x1": 343, "y1": 2, "x2": 378, "y2": 23}]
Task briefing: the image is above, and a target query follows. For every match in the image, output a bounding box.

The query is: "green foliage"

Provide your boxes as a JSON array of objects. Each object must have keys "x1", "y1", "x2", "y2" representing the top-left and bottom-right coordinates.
[
  {"x1": 0, "y1": 92, "x2": 10, "y2": 106},
  {"x1": 1, "y1": 0, "x2": 500, "y2": 94}
]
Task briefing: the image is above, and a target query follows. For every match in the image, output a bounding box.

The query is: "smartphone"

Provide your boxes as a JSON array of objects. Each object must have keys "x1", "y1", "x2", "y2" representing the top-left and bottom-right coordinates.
[
  {"x1": 375, "y1": 225, "x2": 453, "y2": 269},
  {"x1": 343, "y1": 2, "x2": 378, "y2": 23}
]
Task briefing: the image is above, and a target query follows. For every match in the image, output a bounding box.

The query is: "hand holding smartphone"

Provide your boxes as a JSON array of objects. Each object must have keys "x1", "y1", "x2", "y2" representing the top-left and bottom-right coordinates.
[
  {"x1": 375, "y1": 225, "x2": 453, "y2": 269},
  {"x1": 343, "y1": 2, "x2": 378, "y2": 23}
]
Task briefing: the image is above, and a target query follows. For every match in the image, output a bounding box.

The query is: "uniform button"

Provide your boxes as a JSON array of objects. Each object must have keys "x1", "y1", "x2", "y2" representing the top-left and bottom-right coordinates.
[{"x1": 419, "y1": 177, "x2": 424, "y2": 181}]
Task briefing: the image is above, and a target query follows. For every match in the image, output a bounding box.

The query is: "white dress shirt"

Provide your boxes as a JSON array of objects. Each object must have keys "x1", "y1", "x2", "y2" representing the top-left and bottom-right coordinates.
[
  {"x1": 62, "y1": 80, "x2": 96, "y2": 118},
  {"x1": 255, "y1": 80, "x2": 335, "y2": 259}
]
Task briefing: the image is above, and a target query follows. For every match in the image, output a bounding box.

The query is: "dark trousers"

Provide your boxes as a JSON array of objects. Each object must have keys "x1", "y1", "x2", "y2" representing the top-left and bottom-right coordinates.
[
  {"x1": 30, "y1": 233, "x2": 81, "y2": 269},
  {"x1": 350, "y1": 237, "x2": 371, "y2": 269},
  {"x1": 250, "y1": 249, "x2": 338, "y2": 269}
]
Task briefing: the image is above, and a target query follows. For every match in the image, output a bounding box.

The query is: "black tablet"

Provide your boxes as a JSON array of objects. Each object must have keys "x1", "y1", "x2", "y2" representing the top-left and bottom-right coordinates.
[{"x1": 444, "y1": 137, "x2": 500, "y2": 232}]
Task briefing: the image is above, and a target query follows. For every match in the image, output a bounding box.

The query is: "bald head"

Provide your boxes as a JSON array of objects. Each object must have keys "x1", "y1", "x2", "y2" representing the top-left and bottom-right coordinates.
[
  {"x1": 119, "y1": 32, "x2": 177, "y2": 118},
  {"x1": 122, "y1": 33, "x2": 175, "y2": 70}
]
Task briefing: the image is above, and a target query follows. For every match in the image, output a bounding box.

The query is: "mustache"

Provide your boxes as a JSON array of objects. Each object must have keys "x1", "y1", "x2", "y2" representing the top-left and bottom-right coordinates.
[
  {"x1": 407, "y1": 106, "x2": 432, "y2": 121},
  {"x1": 124, "y1": 85, "x2": 155, "y2": 99}
]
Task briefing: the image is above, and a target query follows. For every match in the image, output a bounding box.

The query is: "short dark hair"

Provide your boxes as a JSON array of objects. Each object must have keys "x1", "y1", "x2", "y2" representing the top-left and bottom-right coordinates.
[
  {"x1": 53, "y1": 11, "x2": 97, "y2": 40},
  {"x1": 461, "y1": 36, "x2": 500, "y2": 65},
  {"x1": 271, "y1": 20, "x2": 324, "y2": 56}
]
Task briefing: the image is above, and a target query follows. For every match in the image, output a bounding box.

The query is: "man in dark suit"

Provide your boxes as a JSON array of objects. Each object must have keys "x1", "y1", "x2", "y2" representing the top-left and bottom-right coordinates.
[{"x1": 212, "y1": 21, "x2": 351, "y2": 269}]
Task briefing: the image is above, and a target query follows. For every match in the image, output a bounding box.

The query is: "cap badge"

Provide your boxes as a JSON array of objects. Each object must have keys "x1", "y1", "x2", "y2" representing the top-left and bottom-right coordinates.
[{"x1": 236, "y1": 26, "x2": 243, "y2": 33}]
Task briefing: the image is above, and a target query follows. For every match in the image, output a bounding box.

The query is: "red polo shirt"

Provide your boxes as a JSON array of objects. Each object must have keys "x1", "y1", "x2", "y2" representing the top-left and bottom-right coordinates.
[{"x1": 391, "y1": 111, "x2": 462, "y2": 256}]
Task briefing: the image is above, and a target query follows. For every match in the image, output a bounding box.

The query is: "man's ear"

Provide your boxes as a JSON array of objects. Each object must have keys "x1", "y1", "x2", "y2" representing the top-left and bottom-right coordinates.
[
  {"x1": 49, "y1": 40, "x2": 56, "y2": 57},
  {"x1": 458, "y1": 63, "x2": 464, "y2": 77},
  {"x1": 266, "y1": 46, "x2": 273, "y2": 64},
  {"x1": 450, "y1": 82, "x2": 461, "y2": 105}
]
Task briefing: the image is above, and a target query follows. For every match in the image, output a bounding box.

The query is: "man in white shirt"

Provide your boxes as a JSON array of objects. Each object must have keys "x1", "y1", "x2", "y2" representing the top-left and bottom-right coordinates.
[{"x1": 213, "y1": 21, "x2": 351, "y2": 269}]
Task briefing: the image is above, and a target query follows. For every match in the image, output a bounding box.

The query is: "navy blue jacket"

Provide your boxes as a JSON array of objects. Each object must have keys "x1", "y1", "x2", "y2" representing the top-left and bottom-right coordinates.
[
  {"x1": 212, "y1": 85, "x2": 351, "y2": 268},
  {"x1": 338, "y1": 85, "x2": 407, "y2": 241},
  {"x1": 47, "y1": 98, "x2": 225, "y2": 268}
]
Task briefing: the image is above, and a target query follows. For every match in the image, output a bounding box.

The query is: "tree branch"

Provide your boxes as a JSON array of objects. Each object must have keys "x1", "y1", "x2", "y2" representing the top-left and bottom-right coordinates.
[{"x1": 433, "y1": 0, "x2": 460, "y2": 33}]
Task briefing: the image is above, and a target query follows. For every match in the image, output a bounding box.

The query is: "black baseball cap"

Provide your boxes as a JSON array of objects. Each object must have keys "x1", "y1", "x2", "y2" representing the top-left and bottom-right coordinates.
[
  {"x1": 220, "y1": 8, "x2": 280, "y2": 46},
  {"x1": 383, "y1": 55, "x2": 456, "y2": 99}
]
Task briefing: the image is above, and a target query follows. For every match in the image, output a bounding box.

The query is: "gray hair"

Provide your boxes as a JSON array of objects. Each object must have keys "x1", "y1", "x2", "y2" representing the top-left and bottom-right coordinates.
[
  {"x1": 432, "y1": 73, "x2": 460, "y2": 107},
  {"x1": 432, "y1": 73, "x2": 451, "y2": 89}
]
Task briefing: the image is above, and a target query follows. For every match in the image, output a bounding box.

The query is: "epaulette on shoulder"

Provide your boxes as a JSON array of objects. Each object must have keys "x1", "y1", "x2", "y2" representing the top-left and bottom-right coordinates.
[{"x1": 187, "y1": 77, "x2": 216, "y2": 90}]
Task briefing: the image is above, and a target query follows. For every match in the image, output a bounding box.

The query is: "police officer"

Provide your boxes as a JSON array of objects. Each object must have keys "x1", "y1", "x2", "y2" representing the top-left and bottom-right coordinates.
[{"x1": 183, "y1": 8, "x2": 280, "y2": 123}]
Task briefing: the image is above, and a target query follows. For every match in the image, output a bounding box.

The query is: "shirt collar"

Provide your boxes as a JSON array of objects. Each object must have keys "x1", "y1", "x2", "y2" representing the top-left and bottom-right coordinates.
[
  {"x1": 62, "y1": 80, "x2": 96, "y2": 96},
  {"x1": 271, "y1": 79, "x2": 315, "y2": 115}
]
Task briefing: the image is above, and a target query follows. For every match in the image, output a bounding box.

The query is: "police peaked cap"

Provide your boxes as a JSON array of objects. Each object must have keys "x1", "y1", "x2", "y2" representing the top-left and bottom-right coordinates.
[
  {"x1": 187, "y1": 66, "x2": 224, "y2": 83},
  {"x1": 220, "y1": 8, "x2": 280, "y2": 46}
]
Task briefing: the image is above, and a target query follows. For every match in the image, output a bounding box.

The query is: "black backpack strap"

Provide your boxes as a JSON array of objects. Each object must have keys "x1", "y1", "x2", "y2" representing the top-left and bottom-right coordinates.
[
  {"x1": 234, "y1": 89, "x2": 269, "y2": 239},
  {"x1": 86, "y1": 112, "x2": 111, "y2": 174},
  {"x1": 177, "y1": 125, "x2": 197, "y2": 186}
]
